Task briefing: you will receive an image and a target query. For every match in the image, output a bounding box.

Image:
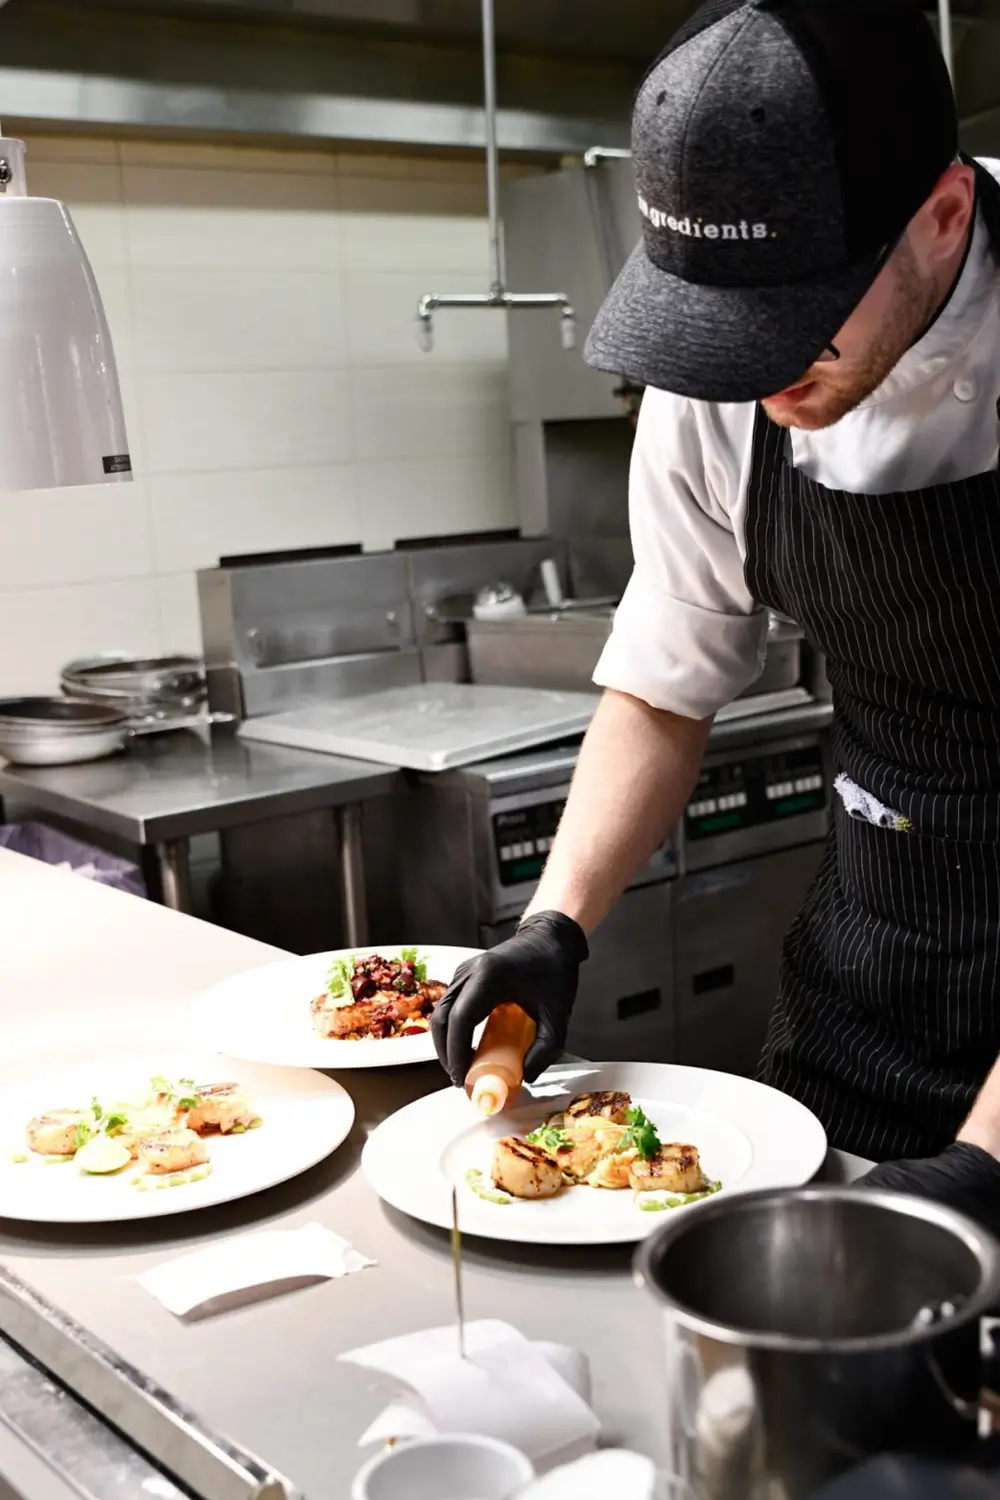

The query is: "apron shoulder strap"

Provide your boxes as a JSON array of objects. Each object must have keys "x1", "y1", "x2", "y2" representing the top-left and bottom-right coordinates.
[{"x1": 749, "y1": 400, "x2": 785, "y2": 495}]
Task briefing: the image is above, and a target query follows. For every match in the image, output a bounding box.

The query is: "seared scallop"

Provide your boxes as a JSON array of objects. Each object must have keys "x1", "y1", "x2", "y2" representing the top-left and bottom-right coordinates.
[
  {"x1": 26, "y1": 1109, "x2": 88, "y2": 1157},
  {"x1": 565, "y1": 1091, "x2": 632, "y2": 1125},
  {"x1": 629, "y1": 1143, "x2": 710, "y2": 1196},
  {"x1": 138, "y1": 1128, "x2": 209, "y2": 1176},
  {"x1": 491, "y1": 1137, "x2": 563, "y2": 1200},
  {"x1": 185, "y1": 1083, "x2": 255, "y2": 1135},
  {"x1": 119, "y1": 1103, "x2": 178, "y2": 1158},
  {"x1": 586, "y1": 1146, "x2": 638, "y2": 1190}
]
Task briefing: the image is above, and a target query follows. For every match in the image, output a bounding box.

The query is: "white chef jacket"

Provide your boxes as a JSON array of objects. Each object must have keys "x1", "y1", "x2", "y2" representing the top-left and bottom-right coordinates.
[{"x1": 594, "y1": 157, "x2": 1000, "y2": 721}]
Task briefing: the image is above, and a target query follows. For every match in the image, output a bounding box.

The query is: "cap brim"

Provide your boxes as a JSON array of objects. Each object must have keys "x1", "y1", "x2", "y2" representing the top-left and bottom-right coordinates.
[{"x1": 584, "y1": 240, "x2": 882, "y2": 404}]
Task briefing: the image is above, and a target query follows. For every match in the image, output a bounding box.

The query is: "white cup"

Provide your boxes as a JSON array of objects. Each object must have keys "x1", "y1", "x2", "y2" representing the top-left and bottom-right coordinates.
[{"x1": 352, "y1": 1433, "x2": 535, "y2": 1500}]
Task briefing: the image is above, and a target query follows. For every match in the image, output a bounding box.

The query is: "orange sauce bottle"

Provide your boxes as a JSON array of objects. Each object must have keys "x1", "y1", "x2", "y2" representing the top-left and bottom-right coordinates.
[{"x1": 464, "y1": 1003, "x2": 537, "y2": 1115}]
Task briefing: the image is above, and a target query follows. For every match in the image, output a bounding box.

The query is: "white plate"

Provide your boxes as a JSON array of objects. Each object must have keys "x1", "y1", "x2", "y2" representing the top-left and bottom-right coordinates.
[
  {"x1": 197, "y1": 946, "x2": 480, "y2": 1070},
  {"x1": 362, "y1": 1060, "x2": 827, "y2": 1246},
  {"x1": 0, "y1": 1052, "x2": 355, "y2": 1224}
]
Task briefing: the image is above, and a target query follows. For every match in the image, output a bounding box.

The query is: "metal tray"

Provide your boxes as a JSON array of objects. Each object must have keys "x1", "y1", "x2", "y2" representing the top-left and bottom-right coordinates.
[{"x1": 466, "y1": 610, "x2": 613, "y2": 693}]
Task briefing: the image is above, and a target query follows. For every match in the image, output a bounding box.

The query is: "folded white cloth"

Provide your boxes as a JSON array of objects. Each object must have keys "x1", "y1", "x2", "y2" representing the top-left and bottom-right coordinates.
[
  {"x1": 519, "y1": 1449, "x2": 659, "y2": 1498},
  {"x1": 834, "y1": 773, "x2": 910, "y2": 832},
  {"x1": 139, "y1": 1222, "x2": 375, "y2": 1317},
  {"x1": 340, "y1": 1318, "x2": 599, "y2": 1471}
]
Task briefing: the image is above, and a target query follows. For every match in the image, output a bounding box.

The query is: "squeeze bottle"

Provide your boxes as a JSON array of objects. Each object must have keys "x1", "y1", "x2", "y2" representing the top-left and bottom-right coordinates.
[{"x1": 464, "y1": 1003, "x2": 537, "y2": 1115}]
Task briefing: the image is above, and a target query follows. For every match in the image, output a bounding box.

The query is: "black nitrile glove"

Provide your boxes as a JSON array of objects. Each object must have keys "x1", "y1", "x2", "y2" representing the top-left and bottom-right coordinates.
[
  {"x1": 430, "y1": 911, "x2": 589, "y2": 1088},
  {"x1": 859, "y1": 1142, "x2": 1000, "y2": 1242}
]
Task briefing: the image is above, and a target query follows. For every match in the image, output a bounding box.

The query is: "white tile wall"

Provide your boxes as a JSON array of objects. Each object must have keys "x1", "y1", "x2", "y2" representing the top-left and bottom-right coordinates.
[{"x1": 0, "y1": 133, "x2": 523, "y2": 695}]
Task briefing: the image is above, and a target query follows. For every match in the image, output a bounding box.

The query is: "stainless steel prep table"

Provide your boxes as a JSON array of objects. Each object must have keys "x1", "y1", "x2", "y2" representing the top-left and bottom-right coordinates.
[
  {"x1": 0, "y1": 848, "x2": 866, "y2": 1499},
  {"x1": 0, "y1": 729, "x2": 399, "y2": 944}
]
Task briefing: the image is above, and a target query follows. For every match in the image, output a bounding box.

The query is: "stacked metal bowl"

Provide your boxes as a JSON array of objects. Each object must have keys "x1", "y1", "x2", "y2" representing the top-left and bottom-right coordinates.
[
  {"x1": 60, "y1": 654, "x2": 206, "y2": 724},
  {"x1": 0, "y1": 697, "x2": 130, "y2": 766}
]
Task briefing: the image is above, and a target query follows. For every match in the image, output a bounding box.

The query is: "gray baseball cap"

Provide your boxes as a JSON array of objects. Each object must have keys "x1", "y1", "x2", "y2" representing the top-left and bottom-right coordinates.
[{"x1": 584, "y1": 0, "x2": 958, "y2": 403}]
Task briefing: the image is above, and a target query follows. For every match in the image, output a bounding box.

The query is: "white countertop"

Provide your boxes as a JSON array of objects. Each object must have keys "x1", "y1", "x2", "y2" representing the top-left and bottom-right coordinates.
[{"x1": 0, "y1": 848, "x2": 869, "y2": 1496}]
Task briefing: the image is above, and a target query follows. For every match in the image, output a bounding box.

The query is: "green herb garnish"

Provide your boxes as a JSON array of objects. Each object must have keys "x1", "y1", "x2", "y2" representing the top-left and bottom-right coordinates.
[
  {"x1": 399, "y1": 946, "x2": 429, "y2": 982},
  {"x1": 150, "y1": 1076, "x2": 197, "y2": 1110},
  {"x1": 75, "y1": 1100, "x2": 132, "y2": 1151},
  {"x1": 325, "y1": 955, "x2": 356, "y2": 1000},
  {"x1": 526, "y1": 1124, "x2": 570, "y2": 1152},
  {"x1": 616, "y1": 1105, "x2": 661, "y2": 1162}
]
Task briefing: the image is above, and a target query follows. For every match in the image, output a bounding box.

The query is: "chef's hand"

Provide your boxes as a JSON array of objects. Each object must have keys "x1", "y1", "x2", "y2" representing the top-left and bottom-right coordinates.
[
  {"x1": 859, "y1": 1142, "x2": 1000, "y2": 1240},
  {"x1": 431, "y1": 911, "x2": 589, "y2": 1088}
]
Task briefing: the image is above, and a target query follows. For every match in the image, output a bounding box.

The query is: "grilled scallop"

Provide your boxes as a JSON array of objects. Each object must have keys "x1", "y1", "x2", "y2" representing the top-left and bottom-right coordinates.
[
  {"x1": 26, "y1": 1109, "x2": 88, "y2": 1157},
  {"x1": 185, "y1": 1083, "x2": 255, "y2": 1135},
  {"x1": 119, "y1": 1103, "x2": 178, "y2": 1158},
  {"x1": 138, "y1": 1128, "x2": 209, "y2": 1176},
  {"x1": 564, "y1": 1091, "x2": 632, "y2": 1125},
  {"x1": 629, "y1": 1143, "x2": 710, "y2": 1196},
  {"x1": 586, "y1": 1146, "x2": 638, "y2": 1190},
  {"x1": 491, "y1": 1137, "x2": 563, "y2": 1200}
]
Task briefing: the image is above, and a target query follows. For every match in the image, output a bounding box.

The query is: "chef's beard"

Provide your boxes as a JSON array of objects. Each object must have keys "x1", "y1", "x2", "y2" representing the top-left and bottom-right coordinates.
[{"x1": 762, "y1": 242, "x2": 940, "y2": 432}]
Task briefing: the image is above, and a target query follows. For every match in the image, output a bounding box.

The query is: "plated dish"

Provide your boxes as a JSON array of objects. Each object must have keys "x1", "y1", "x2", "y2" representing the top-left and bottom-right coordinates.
[
  {"x1": 20, "y1": 1073, "x2": 263, "y2": 1190},
  {"x1": 199, "y1": 946, "x2": 482, "y2": 1069},
  {"x1": 362, "y1": 1060, "x2": 828, "y2": 1246},
  {"x1": 0, "y1": 1053, "x2": 354, "y2": 1223},
  {"x1": 311, "y1": 949, "x2": 447, "y2": 1042},
  {"x1": 485, "y1": 1089, "x2": 718, "y2": 1208}
]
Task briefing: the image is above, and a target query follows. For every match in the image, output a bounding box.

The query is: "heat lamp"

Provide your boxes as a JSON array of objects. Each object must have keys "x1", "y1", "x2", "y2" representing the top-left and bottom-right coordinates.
[{"x1": 0, "y1": 136, "x2": 131, "y2": 491}]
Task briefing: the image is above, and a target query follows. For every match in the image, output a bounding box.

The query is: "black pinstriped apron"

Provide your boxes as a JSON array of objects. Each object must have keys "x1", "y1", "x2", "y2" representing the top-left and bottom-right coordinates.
[{"x1": 747, "y1": 161, "x2": 1000, "y2": 1162}]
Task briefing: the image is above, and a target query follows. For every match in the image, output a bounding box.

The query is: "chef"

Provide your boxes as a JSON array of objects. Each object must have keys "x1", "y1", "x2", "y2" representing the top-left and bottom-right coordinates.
[{"x1": 433, "y1": 0, "x2": 1000, "y2": 1219}]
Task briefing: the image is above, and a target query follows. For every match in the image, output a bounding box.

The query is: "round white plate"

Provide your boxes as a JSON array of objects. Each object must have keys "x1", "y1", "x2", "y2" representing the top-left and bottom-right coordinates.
[
  {"x1": 362, "y1": 1060, "x2": 828, "y2": 1246},
  {"x1": 197, "y1": 946, "x2": 480, "y2": 1069},
  {"x1": 0, "y1": 1052, "x2": 355, "y2": 1224}
]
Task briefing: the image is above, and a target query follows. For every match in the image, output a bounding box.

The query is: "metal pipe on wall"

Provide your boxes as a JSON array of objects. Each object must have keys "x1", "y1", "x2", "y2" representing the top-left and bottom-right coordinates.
[
  {"x1": 414, "y1": 0, "x2": 577, "y2": 352},
  {"x1": 482, "y1": 0, "x2": 504, "y2": 294},
  {"x1": 938, "y1": 0, "x2": 954, "y2": 81}
]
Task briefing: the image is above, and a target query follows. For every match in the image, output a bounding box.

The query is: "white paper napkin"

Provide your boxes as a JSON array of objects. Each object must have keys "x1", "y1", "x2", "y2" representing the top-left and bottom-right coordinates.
[
  {"x1": 519, "y1": 1449, "x2": 659, "y2": 1498},
  {"x1": 341, "y1": 1318, "x2": 599, "y2": 1471},
  {"x1": 139, "y1": 1222, "x2": 376, "y2": 1317}
]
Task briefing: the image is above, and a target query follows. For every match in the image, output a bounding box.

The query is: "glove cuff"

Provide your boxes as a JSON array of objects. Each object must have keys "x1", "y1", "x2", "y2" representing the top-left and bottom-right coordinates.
[
  {"x1": 942, "y1": 1140, "x2": 1000, "y2": 1179},
  {"x1": 517, "y1": 910, "x2": 589, "y2": 964}
]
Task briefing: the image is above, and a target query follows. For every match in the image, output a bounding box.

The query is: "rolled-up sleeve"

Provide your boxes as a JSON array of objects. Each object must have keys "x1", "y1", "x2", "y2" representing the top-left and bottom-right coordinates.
[{"x1": 593, "y1": 389, "x2": 767, "y2": 719}]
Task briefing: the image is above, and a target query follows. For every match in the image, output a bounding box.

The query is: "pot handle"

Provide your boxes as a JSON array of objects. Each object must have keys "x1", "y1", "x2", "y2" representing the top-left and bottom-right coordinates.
[
  {"x1": 978, "y1": 1315, "x2": 1000, "y2": 1435},
  {"x1": 919, "y1": 1301, "x2": 1000, "y2": 1437}
]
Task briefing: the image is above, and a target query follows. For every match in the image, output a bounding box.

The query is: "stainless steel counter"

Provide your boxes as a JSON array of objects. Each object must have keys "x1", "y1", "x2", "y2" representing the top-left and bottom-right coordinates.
[
  {"x1": 0, "y1": 848, "x2": 867, "y2": 1500},
  {"x1": 0, "y1": 729, "x2": 399, "y2": 942}
]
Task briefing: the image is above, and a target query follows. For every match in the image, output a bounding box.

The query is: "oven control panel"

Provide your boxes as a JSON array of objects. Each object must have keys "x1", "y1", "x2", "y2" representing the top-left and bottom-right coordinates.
[
  {"x1": 492, "y1": 795, "x2": 677, "y2": 891},
  {"x1": 685, "y1": 742, "x2": 827, "y2": 843}
]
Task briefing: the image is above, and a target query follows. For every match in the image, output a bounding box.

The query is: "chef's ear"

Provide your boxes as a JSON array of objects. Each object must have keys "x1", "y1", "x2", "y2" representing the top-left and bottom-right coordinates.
[{"x1": 915, "y1": 158, "x2": 977, "y2": 266}]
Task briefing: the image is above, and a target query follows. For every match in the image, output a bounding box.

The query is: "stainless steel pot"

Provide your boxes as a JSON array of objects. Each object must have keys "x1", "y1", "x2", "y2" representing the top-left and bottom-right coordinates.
[{"x1": 634, "y1": 1187, "x2": 1000, "y2": 1500}]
